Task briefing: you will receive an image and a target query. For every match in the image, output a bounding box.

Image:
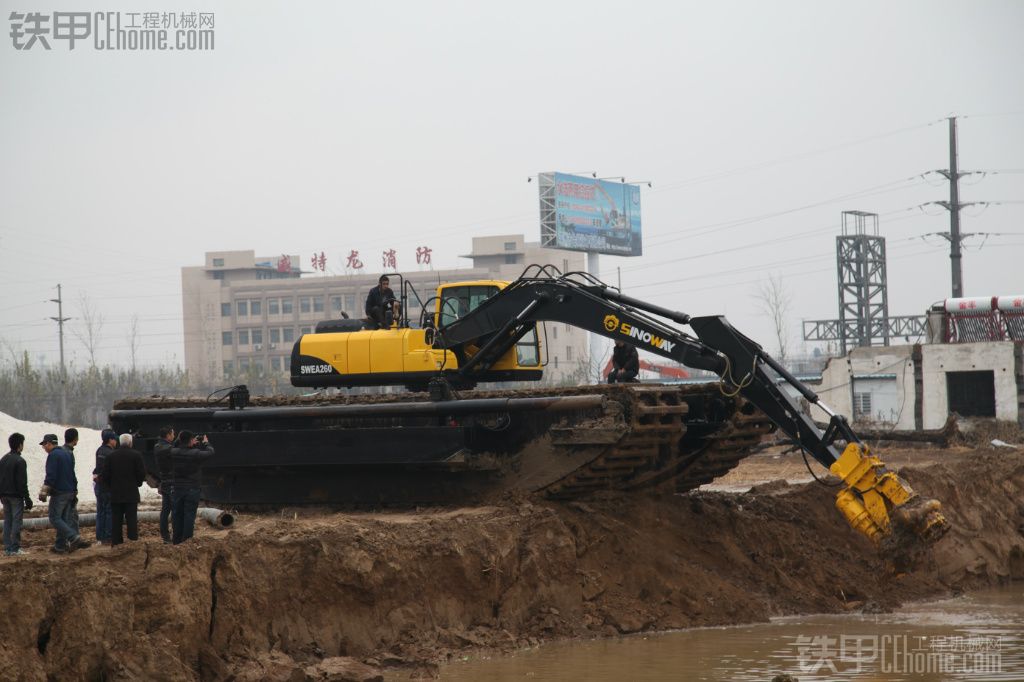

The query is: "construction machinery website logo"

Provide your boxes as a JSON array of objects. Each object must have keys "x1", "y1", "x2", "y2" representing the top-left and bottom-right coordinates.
[
  {"x1": 602, "y1": 314, "x2": 675, "y2": 352},
  {"x1": 8, "y1": 11, "x2": 215, "y2": 51},
  {"x1": 791, "y1": 633, "x2": 1003, "y2": 677}
]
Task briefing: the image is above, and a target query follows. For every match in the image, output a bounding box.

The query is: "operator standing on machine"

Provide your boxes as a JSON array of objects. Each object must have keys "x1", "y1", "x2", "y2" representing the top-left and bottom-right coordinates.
[{"x1": 365, "y1": 274, "x2": 400, "y2": 329}]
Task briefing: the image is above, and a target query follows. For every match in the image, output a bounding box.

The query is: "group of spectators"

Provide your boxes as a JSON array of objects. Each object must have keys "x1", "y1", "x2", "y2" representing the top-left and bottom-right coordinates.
[{"x1": 0, "y1": 426, "x2": 214, "y2": 556}]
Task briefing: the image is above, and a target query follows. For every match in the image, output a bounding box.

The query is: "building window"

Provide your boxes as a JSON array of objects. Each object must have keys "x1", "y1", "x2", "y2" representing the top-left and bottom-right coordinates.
[
  {"x1": 268, "y1": 298, "x2": 280, "y2": 315},
  {"x1": 222, "y1": 331, "x2": 232, "y2": 346},
  {"x1": 853, "y1": 392, "x2": 872, "y2": 420},
  {"x1": 946, "y1": 370, "x2": 996, "y2": 417},
  {"x1": 212, "y1": 258, "x2": 224, "y2": 267},
  {"x1": 504, "y1": 254, "x2": 518, "y2": 265},
  {"x1": 271, "y1": 356, "x2": 281, "y2": 371},
  {"x1": 223, "y1": 360, "x2": 233, "y2": 375},
  {"x1": 221, "y1": 303, "x2": 231, "y2": 317},
  {"x1": 345, "y1": 294, "x2": 356, "y2": 315},
  {"x1": 250, "y1": 300, "x2": 262, "y2": 316},
  {"x1": 251, "y1": 329, "x2": 263, "y2": 345},
  {"x1": 281, "y1": 298, "x2": 293, "y2": 315},
  {"x1": 270, "y1": 328, "x2": 281, "y2": 344},
  {"x1": 252, "y1": 359, "x2": 263, "y2": 372},
  {"x1": 566, "y1": 346, "x2": 573, "y2": 361},
  {"x1": 299, "y1": 297, "x2": 311, "y2": 314},
  {"x1": 554, "y1": 356, "x2": 559, "y2": 368},
  {"x1": 283, "y1": 328, "x2": 295, "y2": 343},
  {"x1": 239, "y1": 357, "x2": 250, "y2": 370},
  {"x1": 238, "y1": 329, "x2": 249, "y2": 345},
  {"x1": 331, "y1": 296, "x2": 342, "y2": 313},
  {"x1": 212, "y1": 271, "x2": 224, "y2": 280},
  {"x1": 313, "y1": 296, "x2": 324, "y2": 313},
  {"x1": 300, "y1": 326, "x2": 312, "y2": 335},
  {"x1": 552, "y1": 326, "x2": 558, "y2": 340},
  {"x1": 236, "y1": 300, "x2": 248, "y2": 317},
  {"x1": 504, "y1": 241, "x2": 516, "y2": 251}
]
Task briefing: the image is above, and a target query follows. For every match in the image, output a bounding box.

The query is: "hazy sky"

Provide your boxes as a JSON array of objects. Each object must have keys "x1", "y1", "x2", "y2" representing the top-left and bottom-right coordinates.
[{"x1": 1, "y1": 0, "x2": 1022, "y2": 369}]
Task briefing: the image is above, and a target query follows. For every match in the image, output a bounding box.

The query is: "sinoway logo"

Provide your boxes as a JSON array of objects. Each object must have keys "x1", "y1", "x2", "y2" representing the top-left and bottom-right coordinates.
[
  {"x1": 619, "y1": 322, "x2": 676, "y2": 352},
  {"x1": 300, "y1": 363, "x2": 335, "y2": 375},
  {"x1": 603, "y1": 314, "x2": 620, "y2": 332}
]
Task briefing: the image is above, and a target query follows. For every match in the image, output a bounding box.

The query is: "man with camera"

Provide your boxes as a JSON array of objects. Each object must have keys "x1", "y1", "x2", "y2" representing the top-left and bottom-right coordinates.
[{"x1": 169, "y1": 430, "x2": 214, "y2": 545}]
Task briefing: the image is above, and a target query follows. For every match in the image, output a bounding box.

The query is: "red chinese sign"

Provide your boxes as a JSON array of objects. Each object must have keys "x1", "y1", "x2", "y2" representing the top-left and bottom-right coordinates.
[
  {"x1": 382, "y1": 249, "x2": 397, "y2": 269},
  {"x1": 310, "y1": 251, "x2": 327, "y2": 272},
  {"x1": 346, "y1": 250, "x2": 364, "y2": 270},
  {"x1": 415, "y1": 246, "x2": 432, "y2": 265},
  {"x1": 276, "y1": 255, "x2": 291, "y2": 273}
]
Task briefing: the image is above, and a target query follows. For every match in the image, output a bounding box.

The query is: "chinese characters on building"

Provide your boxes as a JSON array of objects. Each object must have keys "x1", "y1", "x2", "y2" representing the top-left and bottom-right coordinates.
[{"x1": 310, "y1": 251, "x2": 327, "y2": 272}]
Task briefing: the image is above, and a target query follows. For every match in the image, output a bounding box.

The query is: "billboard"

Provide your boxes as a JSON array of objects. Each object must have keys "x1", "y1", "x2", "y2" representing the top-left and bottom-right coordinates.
[{"x1": 538, "y1": 172, "x2": 642, "y2": 256}]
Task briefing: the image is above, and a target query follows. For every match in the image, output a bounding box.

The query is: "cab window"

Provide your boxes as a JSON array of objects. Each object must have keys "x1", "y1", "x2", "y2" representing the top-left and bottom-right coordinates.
[
  {"x1": 438, "y1": 286, "x2": 498, "y2": 327},
  {"x1": 516, "y1": 328, "x2": 540, "y2": 367}
]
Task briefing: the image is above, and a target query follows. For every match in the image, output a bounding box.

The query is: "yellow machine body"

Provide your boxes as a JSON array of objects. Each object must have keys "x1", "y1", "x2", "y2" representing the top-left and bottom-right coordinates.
[{"x1": 290, "y1": 279, "x2": 543, "y2": 388}]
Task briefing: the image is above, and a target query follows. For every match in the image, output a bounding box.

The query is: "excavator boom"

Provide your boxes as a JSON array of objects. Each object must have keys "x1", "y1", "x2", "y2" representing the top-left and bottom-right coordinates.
[{"x1": 437, "y1": 268, "x2": 949, "y2": 550}]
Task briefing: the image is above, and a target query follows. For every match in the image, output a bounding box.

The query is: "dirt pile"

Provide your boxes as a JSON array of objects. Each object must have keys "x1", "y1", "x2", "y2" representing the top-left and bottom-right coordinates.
[{"x1": 0, "y1": 450, "x2": 1022, "y2": 680}]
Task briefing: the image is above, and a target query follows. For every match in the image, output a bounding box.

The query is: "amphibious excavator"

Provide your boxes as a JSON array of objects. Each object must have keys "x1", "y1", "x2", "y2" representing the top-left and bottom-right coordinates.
[{"x1": 110, "y1": 266, "x2": 948, "y2": 550}]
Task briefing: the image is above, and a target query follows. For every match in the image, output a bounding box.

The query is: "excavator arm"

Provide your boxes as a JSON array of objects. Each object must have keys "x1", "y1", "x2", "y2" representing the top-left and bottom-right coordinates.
[{"x1": 437, "y1": 268, "x2": 948, "y2": 551}]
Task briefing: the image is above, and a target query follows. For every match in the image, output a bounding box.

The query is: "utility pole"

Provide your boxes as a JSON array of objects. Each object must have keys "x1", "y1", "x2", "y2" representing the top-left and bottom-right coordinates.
[
  {"x1": 935, "y1": 116, "x2": 965, "y2": 297},
  {"x1": 49, "y1": 284, "x2": 70, "y2": 423}
]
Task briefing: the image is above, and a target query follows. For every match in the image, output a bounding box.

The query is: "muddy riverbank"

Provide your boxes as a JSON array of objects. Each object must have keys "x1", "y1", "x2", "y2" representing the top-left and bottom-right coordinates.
[{"x1": 0, "y1": 448, "x2": 1022, "y2": 680}]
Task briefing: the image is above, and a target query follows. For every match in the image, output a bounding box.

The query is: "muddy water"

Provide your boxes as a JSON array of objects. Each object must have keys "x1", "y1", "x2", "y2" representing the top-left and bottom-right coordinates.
[{"x1": 426, "y1": 589, "x2": 1024, "y2": 681}]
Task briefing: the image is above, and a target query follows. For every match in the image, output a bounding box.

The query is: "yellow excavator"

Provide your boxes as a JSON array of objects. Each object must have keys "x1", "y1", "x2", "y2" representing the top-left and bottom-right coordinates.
[{"x1": 111, "y1": 266, "x2": 948, "y2": 557}]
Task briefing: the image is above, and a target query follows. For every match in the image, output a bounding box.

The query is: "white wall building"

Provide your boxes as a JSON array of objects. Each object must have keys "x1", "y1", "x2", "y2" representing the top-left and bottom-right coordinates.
[{"x1": 817, "y1": 341, "x2": 1023, "y2": 429}]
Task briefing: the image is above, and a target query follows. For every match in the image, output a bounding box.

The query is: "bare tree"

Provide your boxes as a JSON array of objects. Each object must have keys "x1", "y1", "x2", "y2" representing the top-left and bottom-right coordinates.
[
  {"x1": 754, "y1": 273, "x2": 792, "y2": 363},
  {"x1": 72, "y1": 292, "x2": 104, "y2": 368},
  {"x1": 127, "y1": 313, "x2": 140, "y2": 374}
]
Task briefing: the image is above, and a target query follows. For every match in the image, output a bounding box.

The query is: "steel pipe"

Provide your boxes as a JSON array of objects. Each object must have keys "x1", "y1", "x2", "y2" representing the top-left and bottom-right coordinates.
[{"x1": 1, "y1": 507, "x2": 234, "y2": 532}]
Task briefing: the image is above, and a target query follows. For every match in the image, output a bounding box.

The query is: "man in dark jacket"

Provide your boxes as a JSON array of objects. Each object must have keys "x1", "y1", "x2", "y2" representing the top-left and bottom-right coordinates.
[
  {"x1": 42, "y1": 432, "x2": 90, "y2": 553},
  {"x1": 101, "y1": 434, "x2": 146, "y2": 546},
  {"x1": 62, "y1": 427, "x2": 82, "y2": 541},
  {"x1": 93, "y1": 429, "x2": 117, "y2": 546},
  {"x1": 153, "y1": 426, "x2": 176, "y2": 543},
  {"x1": 607, "y1": 340, "x2": 640, "y2": 384},
  {"x1": 170, "y1": 430, "x2": 214, "y2": 545},
  {"x1": 0, "y1": 433, "x2": 33, "y2": 555},
  {"x1": 365, "y1": 274, "x2": 400, "y2": 329}
]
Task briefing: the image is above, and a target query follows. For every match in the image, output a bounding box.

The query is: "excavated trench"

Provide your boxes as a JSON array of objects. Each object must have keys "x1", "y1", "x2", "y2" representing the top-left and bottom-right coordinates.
[{"x1": 0, "y1": 449, "x2": 1022, "y2": 681}]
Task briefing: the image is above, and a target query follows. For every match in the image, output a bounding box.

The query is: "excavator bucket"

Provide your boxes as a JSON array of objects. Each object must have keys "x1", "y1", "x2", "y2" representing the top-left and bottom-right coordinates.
[{"x1": 830, "y1": 442, "x2": 950, "y2": 567}]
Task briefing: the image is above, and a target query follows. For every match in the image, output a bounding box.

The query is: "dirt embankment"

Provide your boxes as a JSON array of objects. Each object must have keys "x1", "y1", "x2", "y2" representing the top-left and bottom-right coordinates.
[{"x1": 1, "y1": 450, "x2": 1023, "y2": 680}]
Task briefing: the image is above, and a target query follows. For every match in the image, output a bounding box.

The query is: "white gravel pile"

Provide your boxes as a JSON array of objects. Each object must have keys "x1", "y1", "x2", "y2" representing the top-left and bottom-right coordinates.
[{"x1": 0, "y1": 411, "x2": 159, "y2": 506}]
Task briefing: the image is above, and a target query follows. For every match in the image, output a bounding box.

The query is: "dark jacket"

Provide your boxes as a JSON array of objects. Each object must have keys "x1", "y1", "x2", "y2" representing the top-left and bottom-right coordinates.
[
  {"x1": 0, "y1": 451, "x2": 29, "y2": 500},
  {"x1": 169, "y1": 444, "x2": 214, "y2": 489},
  {"x1": 612, "y1": 344, "x2": 640, "y2": 373},
  {"x1": 102, "y1": 447, "x2": 146, "y2": 504},
  {"x1": 154, "y1": 438, "x2": 174, "y2": 492},
  {"x1": 364, "y1": 285, "x2": 396, "y2": 316},
  {"x1": 44, "y1": 445, "x2": 78, "y2": 494},
  {"x1": 93, "y1": 444, "x2": 114, "y2": 490}
]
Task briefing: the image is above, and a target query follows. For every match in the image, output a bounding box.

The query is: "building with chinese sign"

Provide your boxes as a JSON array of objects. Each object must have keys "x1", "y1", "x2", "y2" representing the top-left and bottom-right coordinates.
[{"x1": 181, "y1": 236, "x2": 589, "y2": 386}]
